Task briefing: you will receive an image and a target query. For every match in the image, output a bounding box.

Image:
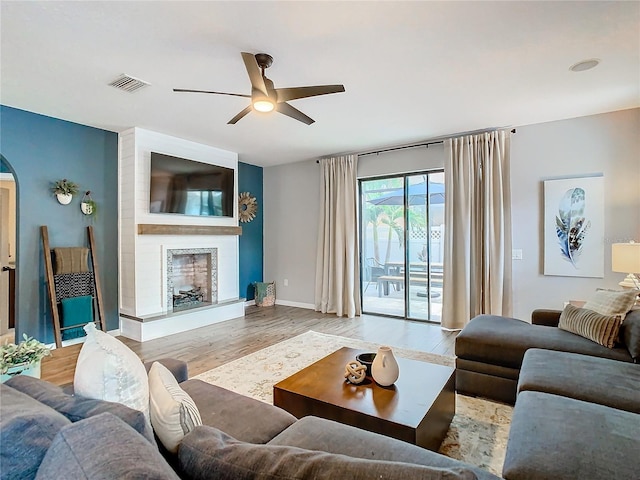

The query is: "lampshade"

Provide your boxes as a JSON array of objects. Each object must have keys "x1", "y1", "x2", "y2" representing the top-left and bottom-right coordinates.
[{"x1": 612, "y1": 242, "x2": 640, "y2": 289}]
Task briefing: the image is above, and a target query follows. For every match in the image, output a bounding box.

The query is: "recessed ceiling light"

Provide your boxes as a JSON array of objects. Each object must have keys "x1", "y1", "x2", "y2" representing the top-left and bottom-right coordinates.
[{"x1": 569, "y1": 59, "x2": 600, "y2": 72}]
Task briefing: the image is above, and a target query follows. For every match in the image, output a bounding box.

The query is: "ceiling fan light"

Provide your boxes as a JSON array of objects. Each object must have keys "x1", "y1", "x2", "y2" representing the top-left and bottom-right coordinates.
[{"x1": 253, "y1": 98, "x2": 275, "y2": 113}]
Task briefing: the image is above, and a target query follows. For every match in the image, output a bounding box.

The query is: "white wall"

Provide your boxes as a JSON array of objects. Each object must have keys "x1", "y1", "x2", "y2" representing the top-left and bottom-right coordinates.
[
  {"x1": 510, "y1": 108, "x2": 640, "y2": 319},
  {"x1": 265, "y1": 108, "x2": 640, "y2": 320},
  {"x1": 264, "y1": 159, "x2": 319, "y2": 308}
]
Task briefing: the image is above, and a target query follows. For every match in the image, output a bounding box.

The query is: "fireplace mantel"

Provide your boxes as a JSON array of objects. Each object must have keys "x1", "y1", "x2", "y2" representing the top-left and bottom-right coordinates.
[{"x1": 137, "y1": 224, "x2": 242, "y2": 236}]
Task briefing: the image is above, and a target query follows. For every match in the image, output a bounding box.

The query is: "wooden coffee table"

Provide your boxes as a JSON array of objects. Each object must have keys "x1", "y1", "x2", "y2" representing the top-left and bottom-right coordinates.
[{"x1": 273, "y1": 347, "x2": 455, "y2": 451}]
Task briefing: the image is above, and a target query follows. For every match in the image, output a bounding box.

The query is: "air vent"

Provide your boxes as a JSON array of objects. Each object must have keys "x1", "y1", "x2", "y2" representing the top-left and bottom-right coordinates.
[{"x1": 108, "y1": 74, "x2": 150, "y2": 93}]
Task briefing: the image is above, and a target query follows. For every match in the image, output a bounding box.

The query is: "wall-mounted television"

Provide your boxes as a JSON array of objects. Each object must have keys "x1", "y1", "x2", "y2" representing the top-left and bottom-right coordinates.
[{"x1": 149, "y1": 152, "x2": 234, "y2": 218}]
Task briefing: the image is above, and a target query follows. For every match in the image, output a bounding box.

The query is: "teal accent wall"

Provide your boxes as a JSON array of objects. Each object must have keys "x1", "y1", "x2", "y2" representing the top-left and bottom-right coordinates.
[
  {"x1": 0, "y1": 106, "x2": 118, "y2": 343},
  {"x1": 238, "y1": 162, "x2": 263, "y2": 300}
]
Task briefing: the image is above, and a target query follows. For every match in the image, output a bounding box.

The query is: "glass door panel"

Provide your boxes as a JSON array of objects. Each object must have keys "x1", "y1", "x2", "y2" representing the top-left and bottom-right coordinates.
[
  {"x1": 361, "y1": 176, "x2": 405, "y2": 317},
  {"x1": 406, "y1": 172, "x2": 444, "y2": 322}
]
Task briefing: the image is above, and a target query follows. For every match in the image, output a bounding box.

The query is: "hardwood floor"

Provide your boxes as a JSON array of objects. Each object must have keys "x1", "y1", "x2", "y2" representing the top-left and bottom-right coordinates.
[{"x1": 41, "y1": 305, "x2": 457, "y2": 386}]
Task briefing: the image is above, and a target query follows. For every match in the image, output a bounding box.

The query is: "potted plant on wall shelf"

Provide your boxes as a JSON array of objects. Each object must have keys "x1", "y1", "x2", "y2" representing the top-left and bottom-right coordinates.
[
  {"x1": 51, "y1": 178, "x2": 79, "y2": 205},
  {"x1": 0, "y1": 334, "x2": 51, "y2": 383},
  {"x1": 80, "y1": 191, "x2": 97, "y2": 217}
]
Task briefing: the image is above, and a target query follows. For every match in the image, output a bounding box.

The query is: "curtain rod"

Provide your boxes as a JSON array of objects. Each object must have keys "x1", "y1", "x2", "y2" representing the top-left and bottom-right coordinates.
[{"x1": 315, "y1": 128, "x2": 516, "y2": 163}]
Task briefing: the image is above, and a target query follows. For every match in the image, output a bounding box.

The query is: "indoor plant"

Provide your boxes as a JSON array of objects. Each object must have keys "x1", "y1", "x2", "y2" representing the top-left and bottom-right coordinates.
[
  {"x1": 80, "y1": 190, "x2": 98, "y2": 217},
  {"x1": 0, "y1": 334, "x2": 51, "y2": 382},
  {"x1": 52, "y1": 178, "x2": 79, "y2": 205}
]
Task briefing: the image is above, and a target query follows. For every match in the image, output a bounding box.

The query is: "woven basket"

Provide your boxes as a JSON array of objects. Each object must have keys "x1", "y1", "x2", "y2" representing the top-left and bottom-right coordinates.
[{"x1": 255, "y1": 282, "x2": 276, "y2": 307}]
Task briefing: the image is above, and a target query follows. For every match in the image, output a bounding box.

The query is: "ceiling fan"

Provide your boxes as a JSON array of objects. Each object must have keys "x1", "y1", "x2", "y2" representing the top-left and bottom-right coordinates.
[{"x1": 174, "y1": 52, "x2": 345, "y2": 125}]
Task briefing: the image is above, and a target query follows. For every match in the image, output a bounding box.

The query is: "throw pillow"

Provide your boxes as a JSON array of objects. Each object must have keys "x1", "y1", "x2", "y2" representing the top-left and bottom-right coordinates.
[
  {"x1": 149, "y1": 361, "x2": 202, "y2": 453},
  {"x1": 35, "y1": 413, "x2": 179, "y2": 480},
  {"x1": 179, "y1": 425, "x2": 477, "y2": 480},
  {"x1": 73, "y1": 322, "x2": 149, "y2": 419},
  {"x1": 583, "y1": 289, "x2": 639, "y2": 319},
  {"x1": 558, "y1": 304, "x2": 621, "y2": 348}
]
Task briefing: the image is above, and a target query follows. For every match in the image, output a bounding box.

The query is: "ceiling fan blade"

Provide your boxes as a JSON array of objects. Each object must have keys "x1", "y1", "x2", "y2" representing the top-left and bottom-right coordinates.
[
  {"x1": 241, "y1": 52, "x2": 268, "y2": 96},
  {"x1": 173, "y1": 88, "x2": 250, "y2": 98},
  {"x1": 227, "y1": 105, "x2": 253, "y2": 125},
  {"x1": 276, "y1": 102, "x2": 315, "y2": 125},
  {"x1": 275, "y1": 85, "x2": 345, "y2": 103}
]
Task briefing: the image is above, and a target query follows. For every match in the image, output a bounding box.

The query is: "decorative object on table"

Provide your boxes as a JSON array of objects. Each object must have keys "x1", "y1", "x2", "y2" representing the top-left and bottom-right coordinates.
[
  {"x1": 0, "y1": 334, "x2": 51, "y2": 383},
  {"x1": 355, "y1": 352, "x2": 376, "y2": 377},
  {"x1": 80, "y1": 191, "x2": 98, "y2": 217},
  {"x1": 238, "y1": 192, "x2": 258, "y2": 223},
  {"x1": 612, "y1": 241, "x2": 640, "y2": 290},
  {"x1": 371, "y1": 346, "x2": 399, "y2": 386},
  {"x1": 51, "y1": 178, "x2": 79, "y2": 205},
  {"x1": 254, "y1": 281, "x2": 276, "y2": 307},
  {"x1": 543, "y1": 175, "x2": 604, "y2": 278},
  {"x1": 343, "y1": 359, "x2": 367, "y2": 384}
]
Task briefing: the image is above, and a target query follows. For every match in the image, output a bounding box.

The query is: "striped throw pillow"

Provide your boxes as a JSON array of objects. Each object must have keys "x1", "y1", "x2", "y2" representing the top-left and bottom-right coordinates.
[
  {"x1": 149, "y1": 362, "x2": 202, "y2": 453},
  {"x1": 558, "y1": 304, "x2": 621, "y2": 348},
  {"x1": 583, "y1": 289, "x2": 639, "y2": 320}
]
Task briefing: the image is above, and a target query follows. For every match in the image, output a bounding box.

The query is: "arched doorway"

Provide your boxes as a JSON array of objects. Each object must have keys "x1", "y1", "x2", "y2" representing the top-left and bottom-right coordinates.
[{"x1": 0, "y1": 155, "x2": 17, "y2": 343}]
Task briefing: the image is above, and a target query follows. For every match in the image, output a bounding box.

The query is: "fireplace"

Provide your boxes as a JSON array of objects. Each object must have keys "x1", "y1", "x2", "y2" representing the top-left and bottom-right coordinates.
[{"x1": 166, "y1": 248, "x2": 218, "y2": 312}]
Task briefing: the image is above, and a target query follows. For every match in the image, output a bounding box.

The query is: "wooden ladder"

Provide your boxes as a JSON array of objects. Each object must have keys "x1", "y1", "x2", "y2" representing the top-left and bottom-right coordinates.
[{"x1": 41, "y1": 225, "x2": 106, "y2": 348}]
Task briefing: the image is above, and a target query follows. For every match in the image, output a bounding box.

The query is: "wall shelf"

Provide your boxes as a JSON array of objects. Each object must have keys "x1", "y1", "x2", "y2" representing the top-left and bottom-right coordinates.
[{"x1": 137, "y1": 224, "x2": 242, "y2": 236}]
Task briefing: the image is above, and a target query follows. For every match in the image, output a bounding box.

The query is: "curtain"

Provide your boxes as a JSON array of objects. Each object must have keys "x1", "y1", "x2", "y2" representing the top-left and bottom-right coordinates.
[
  {"x1": 315, "y1": 155, "x2": 362, "y2": 318},
  {"x1": 442, "y1": 130, "x2": 512, "y2": 330}
]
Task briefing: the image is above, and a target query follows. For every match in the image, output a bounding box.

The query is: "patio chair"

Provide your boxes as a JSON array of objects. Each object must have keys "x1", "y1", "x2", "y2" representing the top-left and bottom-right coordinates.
[{"x1": 364, "y1": 257, "x2": 386, "y2": 292}]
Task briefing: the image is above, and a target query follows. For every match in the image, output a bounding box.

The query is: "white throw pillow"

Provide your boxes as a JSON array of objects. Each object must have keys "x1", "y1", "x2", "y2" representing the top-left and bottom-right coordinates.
[
  {"x1": 583, "y1": 288, "x2": 639, "y2": 320},
  {"x1": 73, "y1": 323, "x2": 149, "y2": 419},
  {"x1": 149, "y1": 361, "x2": 202, "y2": 453}
]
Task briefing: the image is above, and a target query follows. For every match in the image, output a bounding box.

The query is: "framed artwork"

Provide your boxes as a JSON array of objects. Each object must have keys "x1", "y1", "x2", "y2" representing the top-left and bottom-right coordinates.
[{"x1": 543, "y1": 175, "x2": 604, "y2": 277}]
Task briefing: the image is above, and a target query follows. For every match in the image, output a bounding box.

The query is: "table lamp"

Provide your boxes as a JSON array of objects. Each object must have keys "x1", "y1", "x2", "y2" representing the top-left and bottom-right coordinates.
[{"x1": 612, "y1": 242, "x2": 640, "y2": 289}]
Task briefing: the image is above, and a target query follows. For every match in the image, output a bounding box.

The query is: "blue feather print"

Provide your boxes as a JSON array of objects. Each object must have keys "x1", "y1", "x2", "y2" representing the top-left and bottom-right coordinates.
[{"x1": 555, "y1": 187, "x2": 591, "y2": 267}]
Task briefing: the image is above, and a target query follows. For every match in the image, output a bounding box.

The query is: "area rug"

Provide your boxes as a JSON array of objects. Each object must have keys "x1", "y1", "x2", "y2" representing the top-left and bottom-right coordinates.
[{"x1": 194, "y1": 330, "x2": 511, "y2": 476}]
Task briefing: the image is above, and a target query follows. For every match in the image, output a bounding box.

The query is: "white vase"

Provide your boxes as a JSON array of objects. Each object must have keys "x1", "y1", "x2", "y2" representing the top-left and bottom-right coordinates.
[
  {"x1": 0, "y1": 360, "x2": 42, "y2": 383},
  {"x1": 56, "y1": 193, "x2": 73, "y2": 205},
  {"x1": 371, "y1": 346, "x2": 399, "y2": 386}
]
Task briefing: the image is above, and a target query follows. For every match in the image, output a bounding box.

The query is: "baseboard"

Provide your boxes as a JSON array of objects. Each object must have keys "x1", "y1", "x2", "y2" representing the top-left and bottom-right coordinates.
[{"x1": 275, "y1": 299, "x2": 315, "y2": 310}]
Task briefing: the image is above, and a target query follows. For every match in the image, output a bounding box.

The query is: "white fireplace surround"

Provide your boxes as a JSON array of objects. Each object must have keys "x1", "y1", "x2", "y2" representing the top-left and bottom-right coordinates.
[{"x1": 118, "y1": 128, "x2": 245, "y2": 341}]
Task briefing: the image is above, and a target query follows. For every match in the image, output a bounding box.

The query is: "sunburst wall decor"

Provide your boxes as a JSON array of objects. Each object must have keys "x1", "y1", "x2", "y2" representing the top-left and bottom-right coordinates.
[{"x1": 238, "y1": 192, "x2": 258, "y2": 223}]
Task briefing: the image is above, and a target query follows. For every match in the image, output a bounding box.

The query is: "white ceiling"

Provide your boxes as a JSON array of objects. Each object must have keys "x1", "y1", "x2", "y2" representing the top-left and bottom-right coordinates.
[{"x1": 1, "y1": 1, "x2": 638, "y2": 167}]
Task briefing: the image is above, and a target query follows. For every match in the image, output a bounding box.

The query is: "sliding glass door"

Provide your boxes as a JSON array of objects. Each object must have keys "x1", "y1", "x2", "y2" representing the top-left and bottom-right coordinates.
[{"x1": 360, "y1": 171, "x2": 445, "y2": 322}]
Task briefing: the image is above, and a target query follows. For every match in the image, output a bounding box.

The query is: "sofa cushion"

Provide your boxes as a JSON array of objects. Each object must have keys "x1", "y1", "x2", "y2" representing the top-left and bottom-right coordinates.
[
  {"x1": 518, "y1": 349, "x2": 640, "y2": 414},
  {"x1": 269, "y1": 416, "x2": 500, "y2": 480},
  {"x1": 149, "y1": 362, "x2": 202, "y2": 453},
  {"x1": 502, "y1": 391, "x2": 640, "y2": 480},
  {"x1": 73, "y1": 322, "x2": 149, "y2": 419},
  {"x1": 35, "y1": 413, "x2": 179, "y2": 480},
  {"x1": 180, "y1": 379, "x2": 296, "y2": 444},
  {"x1": 620, "y1": 308, "x2": 640, "y2": 360},
  {"x1": 0, "y1": 384, "x2": 71, "y2": 480},
  {"x1": 455, "y1": 315, "x2": 631, "y2": 369},
  {"x1": 558, "y1": 304, "x2": 621, "y2": 348},
  {"x1": 179, "y1": 424, "x2": 478, "y2": 480},
  {"x1": 582, "y1": 288, "x2": 638, "y2": 319},
  {"x1": 5, "y1": 375, "x2": 155, "y2": 445}
]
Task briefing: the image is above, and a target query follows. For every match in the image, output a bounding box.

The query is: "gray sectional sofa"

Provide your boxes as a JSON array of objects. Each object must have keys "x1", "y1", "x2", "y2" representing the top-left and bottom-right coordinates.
[
  {"x1": 455, "y1": 308, "x2": 640, "y2": 480},
  {"x1": 1, "y1": 358, "x2": 500, "y2": 480}
]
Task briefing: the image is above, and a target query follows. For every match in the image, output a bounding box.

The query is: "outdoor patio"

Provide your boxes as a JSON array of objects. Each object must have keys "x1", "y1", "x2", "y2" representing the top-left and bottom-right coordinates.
[{"x1": 362, "y1": 282, "x2": 442, "y2": 322}]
